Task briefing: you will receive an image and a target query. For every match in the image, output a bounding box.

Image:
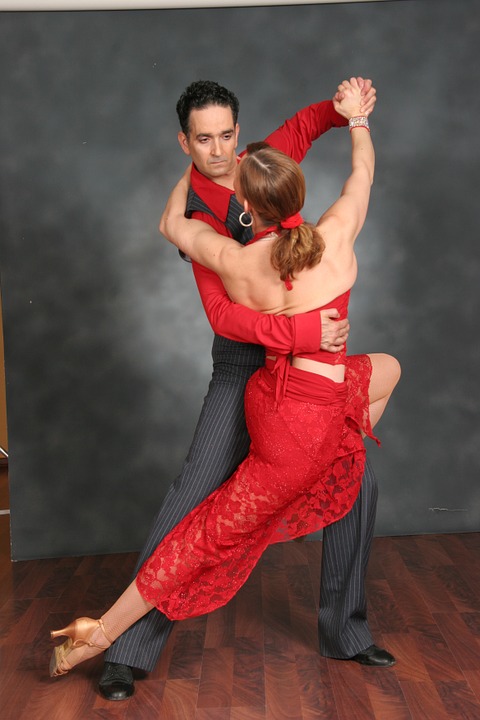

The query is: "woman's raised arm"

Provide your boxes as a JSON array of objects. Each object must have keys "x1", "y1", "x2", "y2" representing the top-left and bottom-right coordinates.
[{"x1": 317, "y1": 78, "x2": 375, "y2": 250}]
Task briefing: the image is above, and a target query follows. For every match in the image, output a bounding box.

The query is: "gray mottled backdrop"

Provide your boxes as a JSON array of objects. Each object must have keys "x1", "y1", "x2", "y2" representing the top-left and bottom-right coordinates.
[{"x1": 1, "y1": 0, "x2": 479, "y2": 560}]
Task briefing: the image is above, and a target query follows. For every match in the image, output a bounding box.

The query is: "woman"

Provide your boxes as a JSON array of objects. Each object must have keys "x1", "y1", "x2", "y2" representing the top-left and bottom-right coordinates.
[{"x1": 49, "y1": 78, "x2": 400, "y2": 677}]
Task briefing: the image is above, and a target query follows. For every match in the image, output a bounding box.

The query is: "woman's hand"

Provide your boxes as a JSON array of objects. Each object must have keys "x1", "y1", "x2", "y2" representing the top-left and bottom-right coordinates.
[{"x1": 333, "y1": 77, "x2": 375, "y2": 120}]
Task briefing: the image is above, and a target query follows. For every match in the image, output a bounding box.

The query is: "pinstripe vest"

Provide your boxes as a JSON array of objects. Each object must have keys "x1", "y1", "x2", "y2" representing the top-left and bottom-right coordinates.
[{"x1": 184, "y1": 187, "x2": 265, "y2": 378}]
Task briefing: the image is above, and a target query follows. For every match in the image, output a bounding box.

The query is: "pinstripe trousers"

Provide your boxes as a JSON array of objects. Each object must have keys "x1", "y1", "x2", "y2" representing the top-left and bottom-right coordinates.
[{"x1": 105, "y1": 336, "x2": 377, "y2": 671}]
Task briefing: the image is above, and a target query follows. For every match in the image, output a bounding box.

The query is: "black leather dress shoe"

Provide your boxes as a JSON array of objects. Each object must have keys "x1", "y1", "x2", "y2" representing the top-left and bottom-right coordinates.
[
  {"x1": 98, "y1": 662, "x2": 135, "y2": 701},
  {"x1": 351, "y1": 644, "x2": 396, "y2": 667}
]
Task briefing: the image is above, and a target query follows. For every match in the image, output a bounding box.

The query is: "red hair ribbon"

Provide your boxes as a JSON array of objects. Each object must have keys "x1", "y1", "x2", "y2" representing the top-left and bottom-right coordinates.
[{"x1": 280, "y1": 212, "x2": 304, "y2": 229}]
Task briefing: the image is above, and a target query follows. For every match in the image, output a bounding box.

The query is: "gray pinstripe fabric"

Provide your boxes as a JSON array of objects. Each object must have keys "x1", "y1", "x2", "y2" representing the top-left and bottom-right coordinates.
[
  {"x1": 318, "y1": 457, "x2": 377, "y2": 658},
  {"x1": 185, "y1": 186, "x2": 253, "y2": 246}
]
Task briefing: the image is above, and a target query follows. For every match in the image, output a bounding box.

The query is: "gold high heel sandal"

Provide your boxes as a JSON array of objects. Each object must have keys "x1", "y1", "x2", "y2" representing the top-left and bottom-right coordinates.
[{"x1": 49, "y1": 617, "x2": 113, "y2": 677}]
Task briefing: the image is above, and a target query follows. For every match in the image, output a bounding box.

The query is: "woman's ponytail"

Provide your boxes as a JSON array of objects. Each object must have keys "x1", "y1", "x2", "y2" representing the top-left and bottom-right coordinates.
[
  {"x1": 239, "y1": 144, "x2": 326, "y2": 282},
  {"x1": 271, "y1": 223, "x2": 325, "y2": 282}
]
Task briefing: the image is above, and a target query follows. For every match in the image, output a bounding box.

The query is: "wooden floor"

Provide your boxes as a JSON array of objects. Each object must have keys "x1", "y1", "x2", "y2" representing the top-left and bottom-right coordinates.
[{"x1": 1, "y1": 466, "x2": 479, "y2": 719}]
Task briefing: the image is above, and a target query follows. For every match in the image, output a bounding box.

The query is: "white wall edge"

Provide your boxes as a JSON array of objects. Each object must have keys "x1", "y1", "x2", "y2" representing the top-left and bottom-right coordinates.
[{"x1": 0, "y1": 0, "x2": 390, "y2": 12}]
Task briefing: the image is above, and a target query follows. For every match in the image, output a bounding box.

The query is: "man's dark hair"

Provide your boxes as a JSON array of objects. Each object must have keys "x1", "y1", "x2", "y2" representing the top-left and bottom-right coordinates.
[{"x1": 176, "y1": 80, "x2": 240, "y2": 136}]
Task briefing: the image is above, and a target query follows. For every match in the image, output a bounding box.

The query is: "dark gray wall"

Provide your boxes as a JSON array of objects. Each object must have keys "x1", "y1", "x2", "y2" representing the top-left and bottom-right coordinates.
[{"x1": 1, "y1": 0, "x2": 479, "y2": 560}]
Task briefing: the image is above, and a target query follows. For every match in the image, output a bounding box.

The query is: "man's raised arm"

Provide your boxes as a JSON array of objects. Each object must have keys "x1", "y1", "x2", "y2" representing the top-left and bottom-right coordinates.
[{"x1": 261, "y1": 77, "x2": 376, "y2": 164}]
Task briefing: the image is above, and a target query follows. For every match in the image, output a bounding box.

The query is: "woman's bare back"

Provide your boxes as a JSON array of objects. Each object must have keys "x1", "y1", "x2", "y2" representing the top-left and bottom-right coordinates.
[{"x1": 221, "y1": 234, "x2": 358, "y2": 317}]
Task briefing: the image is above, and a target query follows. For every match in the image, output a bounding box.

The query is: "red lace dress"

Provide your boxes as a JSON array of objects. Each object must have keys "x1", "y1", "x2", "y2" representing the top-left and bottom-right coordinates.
[{"x1": 136, "y1": 291, "x2": 376, "y2": 620}]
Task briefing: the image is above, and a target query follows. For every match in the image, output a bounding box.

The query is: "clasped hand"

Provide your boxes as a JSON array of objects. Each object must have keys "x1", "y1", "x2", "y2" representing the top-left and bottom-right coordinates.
[{"x1": 333, "y1": 76, "x2": 376, "y2": 120}]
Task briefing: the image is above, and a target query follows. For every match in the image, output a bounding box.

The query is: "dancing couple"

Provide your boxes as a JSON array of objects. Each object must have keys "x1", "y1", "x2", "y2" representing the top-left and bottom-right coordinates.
[{"x1": 49, "y1": 77, "x2": 400, "y2": 685}]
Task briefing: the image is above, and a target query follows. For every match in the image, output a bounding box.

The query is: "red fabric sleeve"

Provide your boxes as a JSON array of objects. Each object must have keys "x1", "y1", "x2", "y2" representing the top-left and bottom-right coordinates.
[
  {"x1": 262, "y1": 100, "x2": 348, "y2": 163},
  {"x1": 189, "y1": 210, "x2": 231, "y2": 237},
  {"x1": 191, "y1": 261, "x2": 321, "y2": 355}
]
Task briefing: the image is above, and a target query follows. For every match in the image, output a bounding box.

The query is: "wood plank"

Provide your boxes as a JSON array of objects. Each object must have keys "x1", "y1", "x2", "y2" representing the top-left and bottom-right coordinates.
[
  {"x1": 286, "y1": 563, "x2": 319, "y2": 655},
  {"x1": 366, "y1": 578, "x2": 405, "y2": 634},
  {"x1": 411, "y1": 624, "x2": 464, "y2": 683},
  {"x1": 379, "y1": 633, "x2": 430, "y2": 683},
  {"x1": 230, "y1": 707, "x2": 267, "y2": 720},
  {"x1": 327, "y1": 659, "x2": 375, "y2": 720},
  {"x1": 234, "y1": 563, "x2": 264, "y2": 642},
  {"x1": 197, "y1": 647, "x2": 234, "y2": 708},
  {"x1": 364, "y1": 668, "x2": 412, "y2": 720},
  {"x1": 1, "y1": 528, "x2": 480, "y2": 718},
  {"x1": 232, "y1": 639, "x2": 265, "y2": 708},
  {"x1": 463, "y1": 669, "x2": 480, "y2": 704},
  {"x1": 435, "y1": 680, "x2": 480, "y2": 720},
  {"x1": 265, "y1": 650, "x2": 303, "y2": 720},
  {"x1": 123, "y1": 678, "x2": 166, "y2": 718},
  {"x1": 296, "y1": 653, "x2": 337, "y2": 720},
  {"x1": 379, "y1": 549, "x2": 435, "y2": 632},
  {"x1": 167, "y1": 625, "x2": 205, "y2": 680},
  {"x1": 158, "y1": 678, "x2": 199, "y2": 720},
  {"x1": 399, "y1": 679, "x2": 451, "y2": 720},
  {"x1": 432, "y1": 611, "x2": 480, "y2": 671}
]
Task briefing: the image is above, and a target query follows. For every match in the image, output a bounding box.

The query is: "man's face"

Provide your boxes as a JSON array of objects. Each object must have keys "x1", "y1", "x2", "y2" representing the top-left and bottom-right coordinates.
[{"x1": 178, "y1": 105, "x2": 239, "y2": 182}]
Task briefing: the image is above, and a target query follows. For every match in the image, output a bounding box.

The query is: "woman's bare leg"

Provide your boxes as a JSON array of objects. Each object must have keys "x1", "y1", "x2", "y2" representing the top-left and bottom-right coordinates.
[
  {"x1": 101, "y1": 580, "x2": 154, "y2": 642},
  {"x1": 367, "y1": 353, "x2": 401, "y2": 429},
  {"x1": 51, "y1": 581, "x2": 154, "y2": 673}
]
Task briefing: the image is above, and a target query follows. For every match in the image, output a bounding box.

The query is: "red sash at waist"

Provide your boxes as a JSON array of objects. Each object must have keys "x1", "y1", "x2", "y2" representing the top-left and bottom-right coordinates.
[{"x1": 263, "y1": 356, "x2": 347, "y2": 407}]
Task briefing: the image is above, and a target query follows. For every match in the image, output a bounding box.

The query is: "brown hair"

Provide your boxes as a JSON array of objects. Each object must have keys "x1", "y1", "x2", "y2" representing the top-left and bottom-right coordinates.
[{"x1": 239, "y1": 143, "x2": 325, "y2": 282}]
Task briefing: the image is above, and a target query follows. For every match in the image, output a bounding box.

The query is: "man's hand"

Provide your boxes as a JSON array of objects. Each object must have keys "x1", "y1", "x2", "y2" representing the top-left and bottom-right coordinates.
[
  {"x1": 320, "y1": 309, "x2": 350, "y2": 353},
  {"x1": 333, "y1": 76, "x2": 376, "y2": 117}
]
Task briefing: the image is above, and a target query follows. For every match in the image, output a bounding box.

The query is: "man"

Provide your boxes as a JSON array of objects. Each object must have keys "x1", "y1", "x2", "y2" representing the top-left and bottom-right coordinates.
[{"x1": 99, "y1": 79, "x2": 394, "y2": 702}]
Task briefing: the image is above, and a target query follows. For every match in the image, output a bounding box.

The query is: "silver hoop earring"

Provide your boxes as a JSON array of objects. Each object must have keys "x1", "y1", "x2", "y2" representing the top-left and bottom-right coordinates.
[{"x1": 239, "y1": 211, "x2": 253, "y2": 228}]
